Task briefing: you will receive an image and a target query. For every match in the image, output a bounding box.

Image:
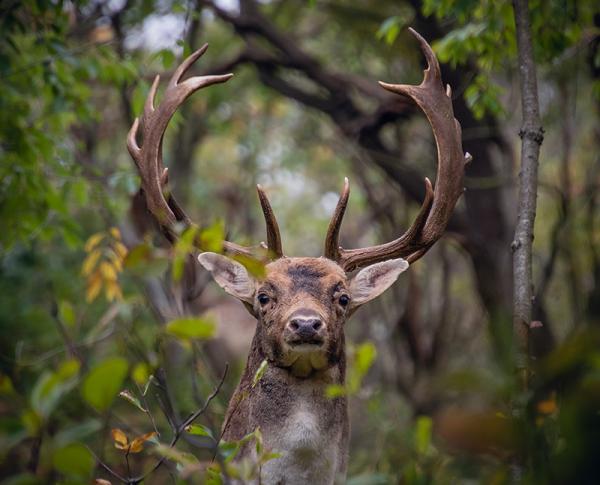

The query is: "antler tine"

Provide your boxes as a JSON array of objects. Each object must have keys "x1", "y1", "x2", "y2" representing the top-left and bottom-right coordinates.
[
  {"x1": 256, "y1": 185, "x2": 284, "y2": 258},
  {"x1": 330, "y1": 29, "x2": 465, "y2": 272},
  {"x1": 324, "y1": 177, "x2": 350, "y2": 261},
  {"x1": 127, "y1": 45, "x2": 270, "y2": 259}
]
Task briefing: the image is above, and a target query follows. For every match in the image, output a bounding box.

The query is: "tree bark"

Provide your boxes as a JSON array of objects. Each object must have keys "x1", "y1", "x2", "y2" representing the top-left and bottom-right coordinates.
[{"x1": 512, "y1": 0, "x2": 544, "y2": 376}]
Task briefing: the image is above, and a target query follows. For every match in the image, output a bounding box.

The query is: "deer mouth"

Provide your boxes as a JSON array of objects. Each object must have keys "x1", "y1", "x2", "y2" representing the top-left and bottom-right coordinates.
[{"x1": 287, "y1": 337, "x2": 325, "y2": 348}]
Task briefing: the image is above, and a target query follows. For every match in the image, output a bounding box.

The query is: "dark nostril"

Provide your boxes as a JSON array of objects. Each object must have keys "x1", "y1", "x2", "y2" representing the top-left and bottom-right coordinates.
[
  {"x1": 290, "y1": 320, "x2": 300, "y2": 331},
  {"x1": 312, "y1": 320, "x2": 322, "y2": 331}
]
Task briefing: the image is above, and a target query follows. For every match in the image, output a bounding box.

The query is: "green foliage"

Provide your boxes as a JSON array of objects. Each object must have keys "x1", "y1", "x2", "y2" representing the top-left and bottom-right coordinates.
[
  {"x1": 185, "y1": 424, "x2": 214, "y2": 438},
  {"x1": 0, "y1": 1, "x2": 134, "y2": 249},
  {"x1": 30, "y1": 359, "x2": 80, "y2": 422},
  {"x1": 252, "y1": 359, "x2": 269, "y2": 388},
  {"x1": 327, "y1": 341, "x2": 377, "y2": 397},
  {"x1": 52, "y1": 442, "x2": 94, "y2": 478},
  {"x1": 81, "y1": 357, "x2": 128, "y2": 412},
  {"x1": 419, "y1": 0, "x2": 594, "y2": 118},
  {"x1": 165, "y1": 317, "x2": 216, "y2": 341}
]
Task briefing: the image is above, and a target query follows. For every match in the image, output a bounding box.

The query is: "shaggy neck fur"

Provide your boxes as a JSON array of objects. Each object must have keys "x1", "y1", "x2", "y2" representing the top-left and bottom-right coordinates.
[{"x1": 221, "y1": 332, "x2": 349, "y2": 485}]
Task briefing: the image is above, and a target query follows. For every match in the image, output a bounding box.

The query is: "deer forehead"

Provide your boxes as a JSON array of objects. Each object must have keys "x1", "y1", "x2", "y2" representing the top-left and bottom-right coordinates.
[{"x1": 263, "y1": 257, "x2": 347, "y2": 297}]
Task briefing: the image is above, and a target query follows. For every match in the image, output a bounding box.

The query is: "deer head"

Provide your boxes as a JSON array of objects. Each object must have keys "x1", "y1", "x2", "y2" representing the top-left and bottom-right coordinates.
[
  {"x1": 127, "y1": 29, "x2": 469, "y2": 378},
  {"x1": 197, "y1": 254, "x2": 408, "y2": 377}
]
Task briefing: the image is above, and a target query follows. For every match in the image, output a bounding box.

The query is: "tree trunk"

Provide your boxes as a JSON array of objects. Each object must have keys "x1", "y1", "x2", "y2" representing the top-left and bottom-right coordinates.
[{"x1": 512, "y1": 0, "x2": 544, "y2": 378}]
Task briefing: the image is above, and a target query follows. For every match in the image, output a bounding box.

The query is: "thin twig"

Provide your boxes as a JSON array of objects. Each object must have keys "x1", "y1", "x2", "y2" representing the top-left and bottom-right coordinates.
[
  {"x1": 131, "y1": 363, "x2": 229, "y2": 484},
  {"x1": 86, "y1": 445, "x2": 128, "y2": 484}
]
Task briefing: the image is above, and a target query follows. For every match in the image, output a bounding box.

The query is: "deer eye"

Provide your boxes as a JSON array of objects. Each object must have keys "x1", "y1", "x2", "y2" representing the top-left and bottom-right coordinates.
[
  {"x1": 338, "y1": 295, "x2": 350, "y2": 307},
  {"x1": 258, "y1": 293, "x2": 270, "y2": 306}
]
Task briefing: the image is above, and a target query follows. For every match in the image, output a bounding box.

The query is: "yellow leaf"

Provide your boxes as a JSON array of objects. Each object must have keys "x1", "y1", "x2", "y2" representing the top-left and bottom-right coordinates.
[
  {"x1": 109, "y1": 251, "x2": 123, "y2": 271},
  {"x1": 85, "y1": 233, "x2": 104, "y2": 252},
  {"x1": 94, "y1": 479, "x2": 112, "y2": 485},
  {"x1": 129, "y1": 431, "x2": 157, "y2": 453},
  {"x1": 113, "y1": 242, "x2": 128, "y2": 259},
  {"x1": 111, "y1": 428, "x2": 129, "y2": 450},
  {"x1": 105, "y1": 281, "x2": 119, "y2": 302},
  {"x1": 100, "y1": 262, "x2": 117, "y2": 281},
  {"x1": 82, "y1": 249, "x2": 102, "y2": 276},
  {"x1": 86, "y1": 273, "x2": 103, "y2": 302},
  {"x1": 110, "y1": 227, "x2": 122, "y2": 240}
]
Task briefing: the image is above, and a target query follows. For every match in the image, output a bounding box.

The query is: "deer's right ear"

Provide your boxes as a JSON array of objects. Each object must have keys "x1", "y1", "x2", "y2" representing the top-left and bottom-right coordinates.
[{"x1": 198, "y1": 253, "x2": 255, "y2": 304}]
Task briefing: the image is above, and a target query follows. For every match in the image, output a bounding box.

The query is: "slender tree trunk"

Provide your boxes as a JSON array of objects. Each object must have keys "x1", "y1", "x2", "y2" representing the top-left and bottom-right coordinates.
[{"x1": 511, "y1": 0, "x2": 544, "y2": 380}]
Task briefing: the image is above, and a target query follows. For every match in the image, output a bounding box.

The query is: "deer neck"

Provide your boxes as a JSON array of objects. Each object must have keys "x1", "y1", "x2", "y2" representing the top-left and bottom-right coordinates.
[{"x1": 243, "y1": 324, "x2": 346, "y2": 383}]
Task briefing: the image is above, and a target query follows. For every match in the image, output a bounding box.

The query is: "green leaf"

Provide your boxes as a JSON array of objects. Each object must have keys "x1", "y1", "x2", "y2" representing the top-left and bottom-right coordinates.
[
  {"x1": 159, "y1": 49, "x2": 176, "y2": 69},
  {"x1": 132, "y1": 362, "x2": 150, "y2": 386},
  {"x1": 0, "y1": 373, "x2": 16, "y2": 394},
  {"x1": 325, "y1": 384, "x2": 346, "y2": 398},
  {"x1": 376, "y1": 16, "x2": 401, "y2": 44},
  {"x1": 30, "y1": 359, "x2": 80, "y2": 420},
  {"x1": 260, "y1": 451, "x2": 282, "y2": 465},
  {"x1": 173, "y1": 225, "x2": 199, "y2": 282},
  {"x1": 200, "y1": 221, "x2": 225, "y2": 253},
  {"x1": 376, "y1": 12, "x2": 412, "y2": 45},
  {"x1": 124, "y1": 243, "x2": 153, "y2": 268},
  {"x1": 142, "y1": 374, "x2": 157, "y2": 396},
  {"x1": 119, "y1": 389, "x2": 147, "y2": 413},
  {"x1": 153, "y1": 443, "x2": 199, "y2": 465},
  {"x1": 58, "y1": 300, "x2": 75, "y2": 327},
  {"x1": 219, "y1": 430, "x2": 256, "y2": 463},
  {"x1": 70, "y1": 178, "x2": 89, "y2": 206},
  {"x1": 414, "y1": 415, "x2": 433, "y2": 454},
  {"x1": 81, "y1": 357, "x2": 128, "y2": 411},
  {"x1": 355, "y1": 342, "x2": 377, "y2": 377},
  {"x1": 252, "y1": 359, "x2": 268, "y2": 388},
  {"x1": 233, "y1": 254, "x2": 266, "y2": 279},
  {"x1": 165, "y1": 317, "x2": 216, "y2": 340},
  {"x1": 185, "y1": 424, "x2": 214, "y2": 439},
  {"x1": 53, "y1": 419, "x2": 102, "y2": 447},
  {"x1": 52, "y1": 442, "x2": 94, "y2": 477},
  {"x1": 132, "y1": 80, "x2": 150, "y2": 117}
]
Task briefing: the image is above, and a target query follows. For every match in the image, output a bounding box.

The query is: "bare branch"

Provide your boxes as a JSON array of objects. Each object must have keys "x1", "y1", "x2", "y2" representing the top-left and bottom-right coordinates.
[{"x1": 131, "y1": 364, "x2": 229, "y2": 484}]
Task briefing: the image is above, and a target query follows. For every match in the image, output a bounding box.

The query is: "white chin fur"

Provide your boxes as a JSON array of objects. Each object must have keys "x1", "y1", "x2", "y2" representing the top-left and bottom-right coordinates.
[{"x1": 282, "y1": 347, "x2": 328, "y2": 377}]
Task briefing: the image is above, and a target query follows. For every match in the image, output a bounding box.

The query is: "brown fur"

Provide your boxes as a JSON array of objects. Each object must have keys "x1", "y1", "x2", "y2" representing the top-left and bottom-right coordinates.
[
  {"x1": 221, "y1": 258, "x2": 350, "y2": 481},
  {"x1": 198, "y1": 254, "x2": 408, "y2": 483}
]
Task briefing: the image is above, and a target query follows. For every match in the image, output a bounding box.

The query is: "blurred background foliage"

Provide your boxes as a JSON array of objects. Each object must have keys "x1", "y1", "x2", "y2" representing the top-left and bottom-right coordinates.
[{"x1": 0, "y1": 0, "x2": 599, "y2": 483}]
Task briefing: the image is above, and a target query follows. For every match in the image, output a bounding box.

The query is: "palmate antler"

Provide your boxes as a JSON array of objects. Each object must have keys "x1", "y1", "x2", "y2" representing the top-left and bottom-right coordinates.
[
  {"x1": 127, "y1": 45, "x2": 284, "y2": 259},
  {"x1": 324, "y1": 28, "x2": 470, "y2": 272}
]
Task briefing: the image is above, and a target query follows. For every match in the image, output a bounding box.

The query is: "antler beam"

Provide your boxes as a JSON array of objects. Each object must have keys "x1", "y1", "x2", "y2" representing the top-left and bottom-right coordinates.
[
  {"x1": 324, "y1": 28, "x2": 469, "y2": 271},
  {"x1": 127, "y1": 45, "x2": 283, "y2": 259}
]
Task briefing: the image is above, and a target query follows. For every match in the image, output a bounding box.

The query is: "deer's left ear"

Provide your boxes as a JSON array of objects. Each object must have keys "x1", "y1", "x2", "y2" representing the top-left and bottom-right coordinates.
[
  {"x1": 349, "y1": 258, "x2": 409, "y2": 309},
  {"x1": 198, "y1": 252, "x2": 255, "y2": 304}
]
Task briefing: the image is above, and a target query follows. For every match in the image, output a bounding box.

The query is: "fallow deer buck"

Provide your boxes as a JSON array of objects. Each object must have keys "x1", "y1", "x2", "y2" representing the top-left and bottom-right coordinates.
[{"x1": 127, "y1": 28, "x2": 468, "y2": 484}]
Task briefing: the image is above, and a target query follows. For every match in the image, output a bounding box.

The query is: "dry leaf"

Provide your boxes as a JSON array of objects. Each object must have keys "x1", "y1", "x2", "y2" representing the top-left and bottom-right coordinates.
[
  {"x1": 129, "y1": 431, "x2": 157, "y2": 453},
  {"x1": 536, "y1": 392, "x2": 558, "y2": 415},
  {"x1": 111, "y1": 428, "x2": 129, "y2": 450}
]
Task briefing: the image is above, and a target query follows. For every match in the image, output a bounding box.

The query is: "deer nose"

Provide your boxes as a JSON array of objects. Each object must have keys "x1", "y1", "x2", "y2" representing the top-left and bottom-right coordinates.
[{"x1": 288, "y1": 317, "x2": 323, "y2": 340}]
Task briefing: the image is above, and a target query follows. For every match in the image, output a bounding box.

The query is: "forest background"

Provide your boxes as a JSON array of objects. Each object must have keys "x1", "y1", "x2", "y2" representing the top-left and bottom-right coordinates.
[{"x1": 1, "y1": 0, "x2": 599, "y2": 483}]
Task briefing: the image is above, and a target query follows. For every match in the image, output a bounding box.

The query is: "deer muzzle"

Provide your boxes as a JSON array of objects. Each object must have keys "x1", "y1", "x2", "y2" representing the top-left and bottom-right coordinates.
[{"x1": 285, "y1": 311, "x2": 326, "y2": 346}]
